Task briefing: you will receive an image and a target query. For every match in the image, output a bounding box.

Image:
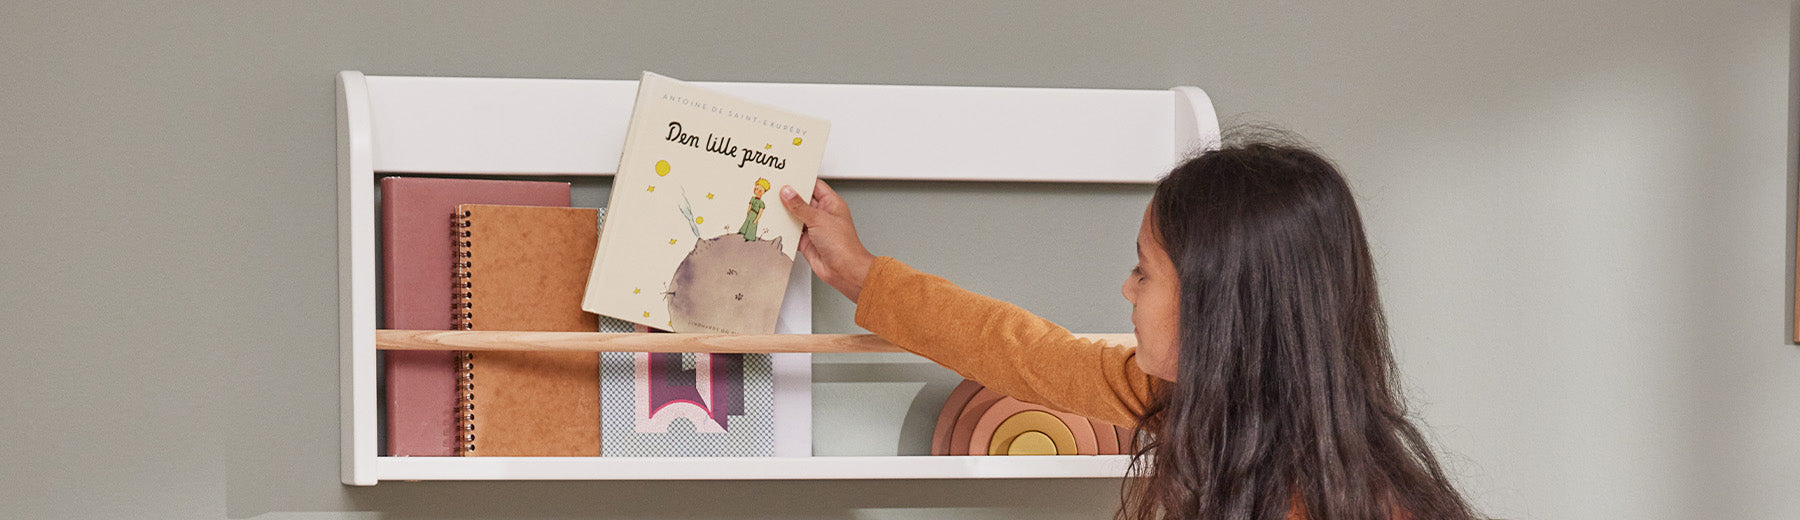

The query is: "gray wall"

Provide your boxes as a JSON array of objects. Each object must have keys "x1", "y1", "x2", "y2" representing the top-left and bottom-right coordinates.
[{"x1": 3, "y1": 1, "x2": 1795, "y2": 519}]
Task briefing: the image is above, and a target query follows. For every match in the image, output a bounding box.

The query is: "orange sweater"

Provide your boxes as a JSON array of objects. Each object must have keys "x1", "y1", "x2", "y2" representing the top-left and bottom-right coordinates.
[
  {"x1": 859, "y1": 257, "x2": 1413, "y2": 520},
  {"x1": 856, "y1": 257, "x2": 1321, "y2": 520},
  {"x1": 853, "y1": 256, "x2": 1160, "y2": 428}
]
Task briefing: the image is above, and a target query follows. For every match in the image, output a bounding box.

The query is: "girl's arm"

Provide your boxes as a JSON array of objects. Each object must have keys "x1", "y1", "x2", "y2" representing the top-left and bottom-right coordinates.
[
  {"x1": 854, "y1": 256, "x2": 1157, "y2": 427},
  {"x1": 779, "y1": 180, "x2": 1153, "y2": 426}
]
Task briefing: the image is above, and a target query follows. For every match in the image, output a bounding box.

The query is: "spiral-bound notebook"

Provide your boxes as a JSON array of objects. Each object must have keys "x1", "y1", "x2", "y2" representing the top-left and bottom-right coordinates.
[
  {"x1": 454, "y1": 204, "x2": 602, "y2": 456},
  {"x1": 378, "y1": 177, "x2": 571, "y2": 457}
]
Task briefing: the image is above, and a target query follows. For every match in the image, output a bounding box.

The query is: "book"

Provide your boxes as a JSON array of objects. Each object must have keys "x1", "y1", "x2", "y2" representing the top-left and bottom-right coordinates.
[
  {"x1": 378, "y1": 176, "x2": 570, "y2": 457},
  {"x1": 598, "y1": 273, "x2": 815, "y2": 457},
  {"x1": 599, "y1": 332, "x2": 777, "y2": 457},
  {"x1": 454, "y1": 204, "x2": 602, "y2": 456},
  {"x1": 582, "y1": 71, "x2": 831, "y2": 334}
]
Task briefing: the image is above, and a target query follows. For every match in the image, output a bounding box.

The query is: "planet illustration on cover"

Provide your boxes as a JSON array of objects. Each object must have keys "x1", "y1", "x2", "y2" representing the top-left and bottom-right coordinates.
[{"x1": 665, "y1": 234, "x2": 789, "y2": 334}]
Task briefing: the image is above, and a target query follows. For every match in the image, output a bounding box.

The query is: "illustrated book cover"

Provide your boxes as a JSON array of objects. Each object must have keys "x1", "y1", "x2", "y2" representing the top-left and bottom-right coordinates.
[
  {"x1": 582, "y1": 71, "x2": 831, "y2": 334},
  {"x1": 597, "y1": 263, "x2": 815, "y2": 457},
  {"x1": 378, "y1": 176, "x2": 570, "y2": 456}
]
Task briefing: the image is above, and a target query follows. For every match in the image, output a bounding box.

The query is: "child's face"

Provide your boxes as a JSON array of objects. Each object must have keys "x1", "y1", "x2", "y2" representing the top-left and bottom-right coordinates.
[
  {"x1": 1122, "y1": 205, "x2": 1181, "y2": 382},
  {"x1": 754, "y1": 185, "x2": 767, "y2": 197}
]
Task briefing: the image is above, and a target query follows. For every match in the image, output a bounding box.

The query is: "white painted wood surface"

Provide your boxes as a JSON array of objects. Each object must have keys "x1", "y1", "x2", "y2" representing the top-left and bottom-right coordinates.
[
  {"x1": 376, "y1": 455, "x2": 1136, "y2": 481},
  {"x1": 337, "y1": 72, "x2": 377, "y2": 487},
  {"x1": 339, "y1": 71, "x2": 1218, "y2": 484},
  {"x1": 361, "y1": 74, "x2": 1218, "y2": 181}
]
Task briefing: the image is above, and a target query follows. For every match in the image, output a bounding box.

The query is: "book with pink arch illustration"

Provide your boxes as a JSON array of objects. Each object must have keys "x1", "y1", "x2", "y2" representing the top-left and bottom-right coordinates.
[{"x1": 583, "y1": 72, "x2": 829, "y2": 335}]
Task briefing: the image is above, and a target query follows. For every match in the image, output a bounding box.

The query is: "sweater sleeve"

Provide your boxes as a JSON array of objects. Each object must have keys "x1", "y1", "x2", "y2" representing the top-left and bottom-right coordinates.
[{"x1": 852, "y1": 256, "x2": 1159, "y2": 428}]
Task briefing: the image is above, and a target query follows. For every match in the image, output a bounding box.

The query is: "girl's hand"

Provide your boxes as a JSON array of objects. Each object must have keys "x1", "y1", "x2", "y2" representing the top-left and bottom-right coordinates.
[{"x1": 781, "y1": 180, "x2": 875, "y2": 302}]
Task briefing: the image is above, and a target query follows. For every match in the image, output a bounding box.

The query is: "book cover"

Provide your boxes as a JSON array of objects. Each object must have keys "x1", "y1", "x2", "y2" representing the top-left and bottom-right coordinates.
[
  {"x1": 582, "y1": 71, "x2": 831, "y2": 334},
  {"x1": 454, "y1": 204, "x2": 601, "y2": 457},
  {"x1": 378, "y1": 176, "x2": 570, "y2": 457},
  {"x1": 599, "y1": 342, "x2": 778, "y2": 456},
  {"x1": 596, "y1": 241, "x2": 815, "y2": 458}
]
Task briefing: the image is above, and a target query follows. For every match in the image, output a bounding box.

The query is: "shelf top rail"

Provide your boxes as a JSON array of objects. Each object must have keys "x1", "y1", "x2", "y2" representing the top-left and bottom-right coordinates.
[{"x1": 356, "y1": 72, "x2": 1219, "y2": 182}]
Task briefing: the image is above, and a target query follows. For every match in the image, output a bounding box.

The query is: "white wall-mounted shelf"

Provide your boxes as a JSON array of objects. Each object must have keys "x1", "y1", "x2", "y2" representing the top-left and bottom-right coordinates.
[{"x1": 339, "y1": 71, "x2": 1219, "y2": 485}]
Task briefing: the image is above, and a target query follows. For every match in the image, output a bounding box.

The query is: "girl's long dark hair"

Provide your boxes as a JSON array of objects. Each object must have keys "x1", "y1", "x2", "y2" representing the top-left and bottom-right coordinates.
[{"x1": 1121, "y1": 131, "x2": 1478, "y2": 520}]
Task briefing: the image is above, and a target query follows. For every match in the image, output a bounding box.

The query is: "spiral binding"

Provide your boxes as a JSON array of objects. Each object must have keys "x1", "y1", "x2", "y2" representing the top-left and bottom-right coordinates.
[{"x1": 452, "y1": 209, "x2": 477, "y2": 453}]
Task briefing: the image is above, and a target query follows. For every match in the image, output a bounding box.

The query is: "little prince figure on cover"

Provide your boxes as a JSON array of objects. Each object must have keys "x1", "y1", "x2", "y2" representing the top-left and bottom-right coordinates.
[{"x1": 738, "y1": 178, "x2": 770, "y2": 241}]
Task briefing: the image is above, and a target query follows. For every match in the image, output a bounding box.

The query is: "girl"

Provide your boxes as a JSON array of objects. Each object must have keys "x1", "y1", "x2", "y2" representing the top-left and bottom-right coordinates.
[{"x1": 780, "y1": 132, "x2": 1480, "y2": 520}]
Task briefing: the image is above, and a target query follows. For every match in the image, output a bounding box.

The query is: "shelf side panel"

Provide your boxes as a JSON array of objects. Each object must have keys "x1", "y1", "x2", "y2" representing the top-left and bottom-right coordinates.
[{"x1": 338, "y1": 71, "x2": 379, "y2": 486}]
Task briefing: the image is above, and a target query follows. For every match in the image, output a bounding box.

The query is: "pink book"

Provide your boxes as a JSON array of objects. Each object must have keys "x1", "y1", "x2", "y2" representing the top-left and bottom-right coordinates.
[{"x1": 380, "y1": 176, "x2": 570, "y2": 456}]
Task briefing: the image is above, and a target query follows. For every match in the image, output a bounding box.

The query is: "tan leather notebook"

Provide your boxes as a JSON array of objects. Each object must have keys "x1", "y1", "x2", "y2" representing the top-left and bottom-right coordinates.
[{"x1": 454, "y1": 204, "x2": 601, "y2": 456}]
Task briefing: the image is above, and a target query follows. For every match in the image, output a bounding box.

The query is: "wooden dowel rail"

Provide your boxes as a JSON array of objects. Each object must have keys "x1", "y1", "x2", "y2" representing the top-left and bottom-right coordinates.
[{"x1": 376, "y1": 330, "x2": 1136, "y2": 354}]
